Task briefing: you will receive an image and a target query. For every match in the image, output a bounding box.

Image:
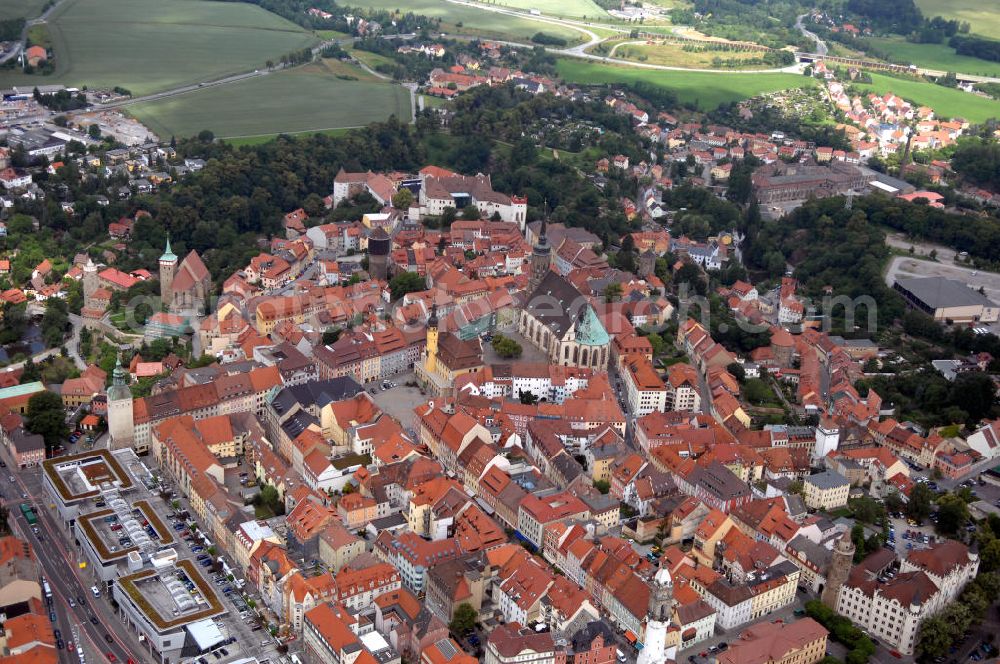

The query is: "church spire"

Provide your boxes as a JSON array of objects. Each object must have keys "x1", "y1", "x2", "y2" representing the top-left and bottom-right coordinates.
[{"x1": 160, "y1": 235, "x2": 177, "y2": 263}]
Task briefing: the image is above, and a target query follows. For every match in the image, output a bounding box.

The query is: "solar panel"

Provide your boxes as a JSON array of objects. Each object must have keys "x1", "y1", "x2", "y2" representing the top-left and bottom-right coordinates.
[{"x1": 436, "y1": 639, "x2": 457, "y2": 659}]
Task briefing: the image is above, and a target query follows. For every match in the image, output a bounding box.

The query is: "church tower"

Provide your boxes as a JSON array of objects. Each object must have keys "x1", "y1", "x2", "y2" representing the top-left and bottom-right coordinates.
[
  {"x1": 424, "y1": 304, "x2": 439, "y2": 376},
  {"x1": 529, "y1": 216, "x2": 551, "y2": 293},
  {"x1": 159, "y1": 237, "x2": 178, "y2": 308},
  {"x1": 822, "y1": 529, "x2": 856, "y2": 609},
  {"x1": 639, "y1": 248, "x2": 657, "y2": 278},
  {"x1": 649, "y1": 565, "x2": 675, "y2": 623},
  {"x1": 107, "y1": 356, "x2": 135, "y2": 450},
  {"x1": 83, "y1": 257, "x2": 98, "y2": 304}
]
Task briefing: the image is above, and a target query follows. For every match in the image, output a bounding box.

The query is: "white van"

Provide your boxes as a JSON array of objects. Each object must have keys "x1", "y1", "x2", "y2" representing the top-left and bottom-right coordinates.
[{"x1": 90, "y1": 585, "x2": 101, "y2": 597}]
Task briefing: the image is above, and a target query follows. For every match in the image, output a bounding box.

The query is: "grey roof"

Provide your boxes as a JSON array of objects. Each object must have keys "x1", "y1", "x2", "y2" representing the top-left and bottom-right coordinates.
[
  {"x1": 894, "y1": 276, "x2": 996, "y2": 310},
  {"x1": 786, "y1": 535, "x2": 832, "y2": 571},
  {"x1": 805, "y1": 470, "x2": 850, "y2": 490},
  {"x1": 271, "y1": 377, "x2": 363, "y2": 414},
  {"x1": 523, "y1": 271, "x2": 590, "y2": 339}
]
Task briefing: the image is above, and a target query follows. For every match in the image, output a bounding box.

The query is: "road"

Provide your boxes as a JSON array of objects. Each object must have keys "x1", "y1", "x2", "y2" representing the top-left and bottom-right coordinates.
[
  {"x1": 3, "y1": 449, "x2": 142, "y2": 664},
  {"x1": 795, "y1": 14, "x2": 827, "y2": 57}
]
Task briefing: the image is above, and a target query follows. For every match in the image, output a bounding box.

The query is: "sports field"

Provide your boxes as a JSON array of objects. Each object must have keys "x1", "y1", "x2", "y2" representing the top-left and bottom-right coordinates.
[
  {"x1": 0, "y1": 0, "x2": 318, "y2": 96},
  {"x1": 555, "y1": 58, "x2": 816, "y2": 109},
  {"x1": 129, "y1": 62, "x2": 411, "y2": 140},
  {"x1": 471, "y1": 0, "x2": 607, "y2": 19},
  {"x1": 856, "y1": 73, "x2": 1000, "y2": 124},
  {"x1": 914, "y1": 0, "x2": 1000, "y2": 39},
  {"x1": 866, "y1": 37, "x2": 1000, "y2": 77},
  {"x1": 347, "y1": 0, "x2": 587, "y2": 44},
  {"x1": 0, "y1": 0, "x2": 48, "y2": 20}
]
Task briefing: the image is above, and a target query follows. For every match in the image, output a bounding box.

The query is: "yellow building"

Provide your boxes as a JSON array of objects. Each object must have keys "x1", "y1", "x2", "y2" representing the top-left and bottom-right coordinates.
[
  {"x1": 414, "y1": 306, "x2": 484, "y2": 397},
  {"x1": 803, "y1": 471, "x2": 851, "y2": 511}
]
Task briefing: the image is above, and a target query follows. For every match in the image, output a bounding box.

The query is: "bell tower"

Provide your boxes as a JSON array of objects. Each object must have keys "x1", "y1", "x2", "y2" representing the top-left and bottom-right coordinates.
[
  {"x1": 822, "y1": 529, "x2": 856, "y2": 609},
  {"x1": 424, "y1": 304, "x2": 439, "y2": 376},
  {"x1": 529, "y1": 215, "x2": 551, "y2": 293},
  {"x1": 159, "y1": 236, "x2": 178, "y2": 308}
]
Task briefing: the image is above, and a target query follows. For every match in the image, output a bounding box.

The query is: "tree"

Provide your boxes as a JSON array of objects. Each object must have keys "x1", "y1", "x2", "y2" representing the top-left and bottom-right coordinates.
[
  {"x1": 461, "y1": 204, "x2": 480, "y2": 220},
  {"x1": 518, "y1": 389, "x2": 538, "y2": 405},
  {"x1": 197, "y1": 129, "x2": 215, "y2": 143},
  {"x1": 388, "y1": 272, "x2": 426, "y2": 301},
  {"x1": 492, "y1": 334, "x2": 523, "y2": 359},
  {"x1": 604, "y1": 282, "x2": 623, "y2": 302},
  {"x1": 41, "y1": 298, "x2": 69, "y2": 348},
  {"x1": 449, "y1": 602, "x2": 477, "y2": 636},
  {"x1": 647, "y1": 332, "x2": 665, "y2": 358},
  {"x1": 26, "y1": 391, "x2": 69, "y2": 455},
  {"x1": 88, "y1": 124, "x2": 101, "y2": 139},
  {"x1": 884, "y1": 491, "x2": 904, "y2": 514},
  {"x1": 848, "y1": 496, "x2": 886, "y2": 525},
  {"x1": 907, "y1": 482, "x2": 934, "y2": 523},
  {"x1": 258, "y1": 485, "x2": 282, "y2": 514},
  {"x1": 787, "y1": 479, "x2": 804, "y2": 495},
  {"x1": 727, "y1": 362, "x2": 746, "y2": 382},
  {"x1": 391, "y1": 188, "x2": 413, "y2": 210},
  {"x1": 936, "y1": 492, "x2": 970, "y2": 535},
  {"x1": 594, "y1": 479, "x2": 610, "y2": 494}
]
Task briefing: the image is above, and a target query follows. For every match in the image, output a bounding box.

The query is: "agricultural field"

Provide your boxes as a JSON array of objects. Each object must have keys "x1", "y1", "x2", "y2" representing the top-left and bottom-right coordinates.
[
  {"x1": 346, "y1": 0, "x2": 587, "y2": 44},
  {"x1": 865, "y1": 37, "x2": 1000, "y2": 77},
  {"x1": 914, "y1": 0, "x2": 1000, "y2": 39},
  {"x1": 0, "y1": 0, "x2": 49, "y2": 20},
  {"x1": 555, "y1": 58, "x2": 816, "y2": 109},
  {"x1": 613, "y1": 41, "x2": 776, "y2": 70},
  {"x1": 855, "y1": 73, "x2": 1000, "y2": 124},
  {"x1": 0, "y1": 0, "x2": 318, "y2": 96},
  {"x1": 469, "y1": 0, "x2": 607, "y2": 20},
  {"x1": 129, "y1": 60, "x2": 411, "y2": 140}
]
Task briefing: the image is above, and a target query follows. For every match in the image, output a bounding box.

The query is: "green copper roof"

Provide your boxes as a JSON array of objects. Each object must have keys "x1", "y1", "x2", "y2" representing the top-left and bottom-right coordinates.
[
  {"x1": 576, "y1": 305, "x2": 609, "y2": 346},
  {"x1": 107, "y1": 356, "x2": 132, "y2": 401},
  {"x1": 159, "y1": 237, "x2": 177, "y2": 263}
]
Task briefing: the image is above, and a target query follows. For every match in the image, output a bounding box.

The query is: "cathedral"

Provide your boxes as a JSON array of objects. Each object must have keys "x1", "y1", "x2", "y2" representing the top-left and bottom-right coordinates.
[
  {"x1": 518, "y1": 271, "x2": 612, "y2": 371},
  {"x1": 159, "y1": 238, "x2": 212, "y2": 316}
]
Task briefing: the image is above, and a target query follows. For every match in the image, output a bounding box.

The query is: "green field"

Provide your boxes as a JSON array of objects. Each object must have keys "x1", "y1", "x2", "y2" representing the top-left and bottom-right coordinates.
[
  {"x1": 130, "y1": 63, "x2": 411, "y2": 140},
  {"x1": 866, "y1": 37, "x2": 1000, "y2": 77},
  {"x1": 555, "y1": 58, "x2": 816, "y2": 109},
  {"x1": 856, "y1": 73, "x2": 1000, "y2": 124},
  {"x1": 470, "y1": 0, "x2": 607, "y2": 19},
  {"x1": 915, "y1": 0, "x2": 1000, "y2": 39},
  {"x1": 0, "y1": 0, "x2": 49, "y2": 20},
  {"x1": 0, "y1": 0, "x2": 318, "y2": 96},
  {"x1": 347, "y1": 0, "x2": 587, "y2": 44}
]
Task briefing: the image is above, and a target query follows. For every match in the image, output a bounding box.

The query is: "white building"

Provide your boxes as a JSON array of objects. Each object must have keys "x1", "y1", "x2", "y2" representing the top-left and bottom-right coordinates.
[
  {"x1": 837, "y1": 542, "x2": 978, "y2": 655},
  {"x1": 623, "y1": 354, "x2": 668, "y2": 416}
]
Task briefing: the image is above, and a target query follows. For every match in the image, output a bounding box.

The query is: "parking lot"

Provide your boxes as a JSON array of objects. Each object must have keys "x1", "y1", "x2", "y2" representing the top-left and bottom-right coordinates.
[
  {"x1": 114, "y1": 472, "x2": 284, "y2": 664},
  {"x1": 368, "y1": 372, "x2": 427, "y2": 428}
]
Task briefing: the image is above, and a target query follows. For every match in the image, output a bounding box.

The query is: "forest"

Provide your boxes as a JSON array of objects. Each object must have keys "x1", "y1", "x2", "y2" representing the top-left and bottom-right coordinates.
[{"x1": 9, "y1": 85, "x2": 649, "y2": 286}]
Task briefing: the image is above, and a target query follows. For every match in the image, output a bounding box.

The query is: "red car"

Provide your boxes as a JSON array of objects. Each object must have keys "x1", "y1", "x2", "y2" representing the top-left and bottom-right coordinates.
[
  {"x1": 67, "y1": 642, "x2": 75, "y2": 653},
  {"x1": 106, "y1": 653, "x2": 117, "y2": 662}
]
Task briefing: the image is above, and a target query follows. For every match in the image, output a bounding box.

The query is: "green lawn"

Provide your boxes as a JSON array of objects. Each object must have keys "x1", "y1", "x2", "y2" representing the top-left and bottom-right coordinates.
[
  {"x1": 866, "y1": 37, "x2": 1000, "y2": 77},
  {"x1": 855, "y1": 73, "x2": 1000, "y2": 124},
  {"x1": 130, "y1": 65, "x2": 411, "y2": 140},
  {"x1": 555, "y1": 58, "x2": 817, "y2": 109},
  {"x1": 472, "y1": 0, "x2": 608, "y2": 20},
  {"x1": 346, "y1": 0, "x2": 588, "y2": 44},
  {"x1": 0, "y1": 0, "x2": 49, "y2": 20},
  {"x1": 914, "y1": 0, "x2": 1000, "y2": 39},
  {"x1": 0, "y1": 0, "x2": 318, "y2": 96}
]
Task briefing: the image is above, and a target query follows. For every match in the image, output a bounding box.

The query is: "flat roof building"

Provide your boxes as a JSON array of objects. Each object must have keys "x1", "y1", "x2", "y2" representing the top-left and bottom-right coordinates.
[{"x1": 893, "y1": 277, "x2": 1000, "y2": 324}]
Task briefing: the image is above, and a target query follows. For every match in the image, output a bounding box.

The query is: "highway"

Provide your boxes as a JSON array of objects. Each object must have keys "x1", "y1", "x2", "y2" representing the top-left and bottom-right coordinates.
[
  {"x1": 2, "y1": 444, "x2": 144, "y2": 664},
  {"x1": 795, "y1": 14, "x2": 828, "y2": 57}
]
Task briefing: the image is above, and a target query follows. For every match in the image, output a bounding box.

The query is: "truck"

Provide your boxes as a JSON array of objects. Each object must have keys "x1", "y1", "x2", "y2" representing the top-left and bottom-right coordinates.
[{"x1": 19, "y1": 503, "x2": 37, "y2": 525}]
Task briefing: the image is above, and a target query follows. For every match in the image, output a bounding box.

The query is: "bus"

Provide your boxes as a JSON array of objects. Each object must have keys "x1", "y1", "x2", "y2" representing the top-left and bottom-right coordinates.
[{"x1": 19, "y1": 503, "x2": 37, "y2": 525}]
